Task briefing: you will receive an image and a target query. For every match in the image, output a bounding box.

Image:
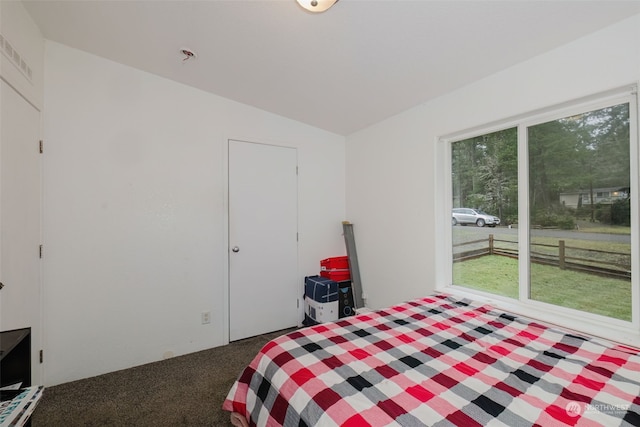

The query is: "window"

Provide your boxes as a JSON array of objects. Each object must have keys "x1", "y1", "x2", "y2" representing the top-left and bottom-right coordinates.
[
  {"x1": 446, "y1": 88, "x2": 637, "y2": 330},
  {"x1": 451, "y1": 128, "x2": 518, "y2": 297},
  {"x1": 528, "y1": 103, "x2": 632, "y2": 320}
]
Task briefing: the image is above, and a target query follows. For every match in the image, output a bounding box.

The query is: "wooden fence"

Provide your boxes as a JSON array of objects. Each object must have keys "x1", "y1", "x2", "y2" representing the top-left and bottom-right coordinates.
[{"x1": 453, "y1": 234, "x2": 631, "y2": 280}]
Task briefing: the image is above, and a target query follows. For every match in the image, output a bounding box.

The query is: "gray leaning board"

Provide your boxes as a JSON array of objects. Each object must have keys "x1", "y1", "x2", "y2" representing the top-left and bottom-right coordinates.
[{"x1": 342, "y1": 221, "x2": 364, "y2": 309}]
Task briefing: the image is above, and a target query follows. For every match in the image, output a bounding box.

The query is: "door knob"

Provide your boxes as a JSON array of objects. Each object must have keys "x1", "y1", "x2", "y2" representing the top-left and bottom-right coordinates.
[{"x1": 231, "y1": 246, "x2": 240, "y2": 253}]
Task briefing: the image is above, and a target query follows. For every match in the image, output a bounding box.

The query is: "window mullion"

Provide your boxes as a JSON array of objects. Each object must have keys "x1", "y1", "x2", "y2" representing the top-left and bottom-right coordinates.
[
  {"x1": 517, "y1": 124, "x2": 530, "y2": 303},
  {"x1": 629, "y1": 91, "x2": 639, "y2": 327}
]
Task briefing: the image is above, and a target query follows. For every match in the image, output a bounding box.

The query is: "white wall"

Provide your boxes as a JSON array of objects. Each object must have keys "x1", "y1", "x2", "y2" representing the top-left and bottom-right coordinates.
[
  {"x1": 43, "y1": 41, "x2": 346, "y2": 386},
  {"x1": 346, "y1": 15, "x2": 640, "y2": 310}
]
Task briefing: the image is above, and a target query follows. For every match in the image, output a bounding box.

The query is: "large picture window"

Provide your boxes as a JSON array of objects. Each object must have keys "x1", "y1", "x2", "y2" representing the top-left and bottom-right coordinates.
[
  {"x1": 528, "y1": 103, "x2": 631, "y2": 320},
  {"x1": 447, "y1": 89, "x2": 637, "y2": 328}
]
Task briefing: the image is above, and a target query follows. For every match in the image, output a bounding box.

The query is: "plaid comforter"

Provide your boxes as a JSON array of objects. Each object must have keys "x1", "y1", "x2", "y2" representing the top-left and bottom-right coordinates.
[{"x1": 223, "y1": 294, "x2": 640, "y2": 426}]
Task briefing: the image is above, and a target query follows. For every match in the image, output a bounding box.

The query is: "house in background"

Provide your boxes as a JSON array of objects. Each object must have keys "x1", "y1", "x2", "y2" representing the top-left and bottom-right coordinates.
[
  {"x1": 560, "y1": 187, "x2": 630, "y2": 208},
  {"x1": 1, "y1": 1, "x2": 639, "y2": 388}
]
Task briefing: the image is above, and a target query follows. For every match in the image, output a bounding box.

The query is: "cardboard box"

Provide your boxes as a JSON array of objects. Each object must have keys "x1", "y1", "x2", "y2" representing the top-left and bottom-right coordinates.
[{"x1": 305, "y1": 297, "x2": 339, "y2": 323}]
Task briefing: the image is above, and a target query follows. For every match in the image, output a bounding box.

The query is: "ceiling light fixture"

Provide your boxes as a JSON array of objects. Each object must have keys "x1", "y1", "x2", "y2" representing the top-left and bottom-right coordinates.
[{"x1": 296, "y1": 0, "x2": 339, "y2": 13}]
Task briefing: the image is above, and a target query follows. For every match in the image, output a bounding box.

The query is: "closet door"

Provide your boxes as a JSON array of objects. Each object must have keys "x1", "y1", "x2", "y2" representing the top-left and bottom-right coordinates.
[
  {"x1": 228, "y1": 140, "x2": 298, "y2": 341},
  {"x1": 0, "y1": 80, "x2": 42, "y2": 384}
]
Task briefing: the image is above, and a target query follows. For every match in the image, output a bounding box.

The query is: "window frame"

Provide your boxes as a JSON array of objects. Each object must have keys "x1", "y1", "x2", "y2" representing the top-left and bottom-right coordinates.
[{"x1": 436, "y1": 86, "x2": 640, "y2": 345}]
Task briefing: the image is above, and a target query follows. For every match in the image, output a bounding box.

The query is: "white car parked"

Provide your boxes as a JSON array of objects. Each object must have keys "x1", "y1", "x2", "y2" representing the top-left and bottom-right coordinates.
[{"x1": 452, "y1": 208, "x2": 500, "y2": 227}]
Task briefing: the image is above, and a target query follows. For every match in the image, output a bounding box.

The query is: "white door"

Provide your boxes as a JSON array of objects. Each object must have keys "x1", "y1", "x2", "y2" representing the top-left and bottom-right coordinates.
[
  {"x1": 228, "y1": 140, "x2": 298, "y2": 341},
  {"x1": 0, "y1": 81, "x2": 42, "y2": 384}
]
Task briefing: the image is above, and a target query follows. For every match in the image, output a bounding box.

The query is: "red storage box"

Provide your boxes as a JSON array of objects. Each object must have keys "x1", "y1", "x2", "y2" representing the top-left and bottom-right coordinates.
[
  {"x1": 320, "y1": 256, "x2": 349, "y2": 271},
  {"x1": 320, "y1": 269, "x2": 351, "y2": 282}
]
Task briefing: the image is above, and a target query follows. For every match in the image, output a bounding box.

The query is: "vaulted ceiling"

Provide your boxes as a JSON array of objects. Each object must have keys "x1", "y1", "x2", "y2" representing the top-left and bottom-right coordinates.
[{"x1": 22, "y1": 0, "x2": 640, "y2": 135}]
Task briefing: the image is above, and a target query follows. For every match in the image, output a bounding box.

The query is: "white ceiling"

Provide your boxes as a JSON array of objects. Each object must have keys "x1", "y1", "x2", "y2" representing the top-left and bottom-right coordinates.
[{"x1": 22, "y1": 0, "x2": 640, "y2": 136}]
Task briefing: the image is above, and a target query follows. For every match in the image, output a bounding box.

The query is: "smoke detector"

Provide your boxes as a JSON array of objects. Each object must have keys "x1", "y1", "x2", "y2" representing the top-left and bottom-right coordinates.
[{"x1": 180, "y1": 48, "x2": 197, "y2": 61}]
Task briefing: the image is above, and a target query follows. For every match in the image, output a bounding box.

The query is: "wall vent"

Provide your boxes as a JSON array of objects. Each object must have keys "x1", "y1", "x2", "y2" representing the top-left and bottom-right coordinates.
[{"x1": 0, "y1": 32, "x2": 33, "y2": 83}]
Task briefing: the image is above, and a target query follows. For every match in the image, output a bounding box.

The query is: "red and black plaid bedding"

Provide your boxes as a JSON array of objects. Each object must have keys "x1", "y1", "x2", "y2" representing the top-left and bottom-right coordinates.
[{"x1": 223, "y1": 294, "x2": 640, "y2": 426}]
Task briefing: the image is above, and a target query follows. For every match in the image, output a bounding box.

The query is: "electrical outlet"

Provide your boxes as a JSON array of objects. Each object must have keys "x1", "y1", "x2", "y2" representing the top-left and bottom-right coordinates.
[{"x1": 201, "y1": 311, "x2": 211, "y2": 324}]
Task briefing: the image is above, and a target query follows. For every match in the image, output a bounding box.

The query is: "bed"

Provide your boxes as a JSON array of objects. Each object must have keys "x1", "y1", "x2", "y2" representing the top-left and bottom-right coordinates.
[{"x1": 223, "y1": 293, "x2": 640, "y2": 426}]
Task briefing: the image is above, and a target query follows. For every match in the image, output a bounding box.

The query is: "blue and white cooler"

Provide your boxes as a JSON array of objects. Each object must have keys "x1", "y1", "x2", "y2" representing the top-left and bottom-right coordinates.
[{"x1": 303, "y1": 275, "x2": 339, "y2": 325}]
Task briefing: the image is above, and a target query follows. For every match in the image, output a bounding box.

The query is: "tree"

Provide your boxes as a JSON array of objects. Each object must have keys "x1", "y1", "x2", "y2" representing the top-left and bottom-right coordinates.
[
  {"x1": 452, "y1": 128, "x2": 517, "y2": 221},
  {"x1": 528, "y1": 119, "x2": 582, "y2": 220},
  {"x1": 528, "y1": 102, "x2": 630, "y2": 224},
  {"x1": 558, "y1": 103, "x2": 630, "y2": 222}
]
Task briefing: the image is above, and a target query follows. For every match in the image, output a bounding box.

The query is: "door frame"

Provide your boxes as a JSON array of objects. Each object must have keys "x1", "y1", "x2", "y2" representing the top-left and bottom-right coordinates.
[
  {"x1": 0, "y1": 77, "x2": 44, "y2": 385},
  {"x1": 222, "y1": 137, "x2": 301, "y2": 344}
]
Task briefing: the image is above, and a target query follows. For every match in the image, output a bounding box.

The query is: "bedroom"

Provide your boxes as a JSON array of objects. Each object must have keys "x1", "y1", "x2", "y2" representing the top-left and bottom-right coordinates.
[{"x1": 1, "y1": 0, "x2": 639, "y2": 424}]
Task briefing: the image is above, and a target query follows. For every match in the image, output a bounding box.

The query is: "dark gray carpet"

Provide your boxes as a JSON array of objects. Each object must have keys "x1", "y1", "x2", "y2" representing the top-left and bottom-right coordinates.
[{"x1": 32, "y1": 328, "x2": 295, "y2": 426}]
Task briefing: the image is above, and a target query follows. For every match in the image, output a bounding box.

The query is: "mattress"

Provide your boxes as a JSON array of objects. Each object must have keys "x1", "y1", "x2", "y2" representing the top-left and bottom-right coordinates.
[{"x1": 223, "y1": 293, "x2": 640, "y2": 426}]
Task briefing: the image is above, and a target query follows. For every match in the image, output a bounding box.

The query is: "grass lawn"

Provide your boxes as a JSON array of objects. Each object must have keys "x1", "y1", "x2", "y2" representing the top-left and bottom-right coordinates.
[
  {"x1": 575, "y1": 221, "x2": 631, "y2": 235},
  {"x1": 453, "y1": 255, "x2": 631, "y2": 321}
]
